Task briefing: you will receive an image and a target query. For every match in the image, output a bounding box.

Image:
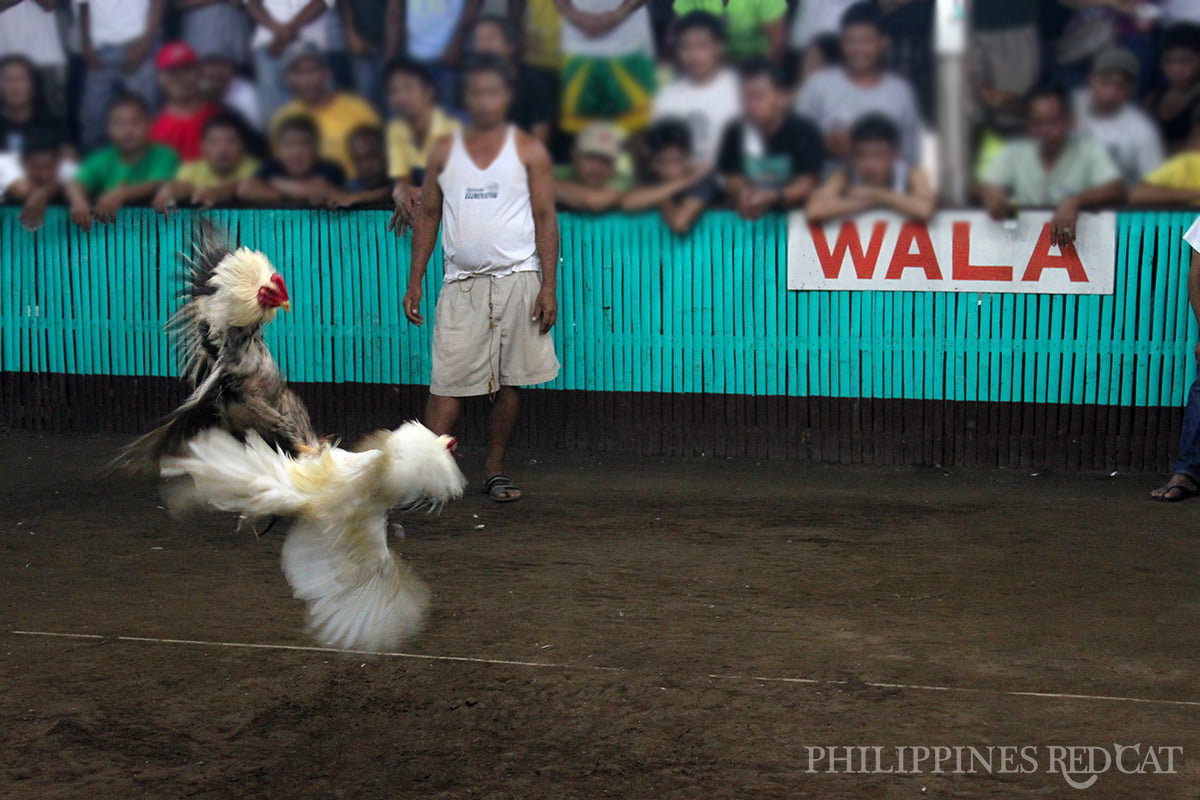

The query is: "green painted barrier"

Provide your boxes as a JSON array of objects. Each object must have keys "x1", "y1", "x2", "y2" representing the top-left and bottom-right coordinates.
[{"x1": 1, "y1": 206, "x2": 1196, "y2": 407}]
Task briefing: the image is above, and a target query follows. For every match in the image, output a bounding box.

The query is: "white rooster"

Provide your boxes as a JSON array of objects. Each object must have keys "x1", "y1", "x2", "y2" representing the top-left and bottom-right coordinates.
[{"x1": 161, "y1": 422, "x2": 467, "y2": 652}]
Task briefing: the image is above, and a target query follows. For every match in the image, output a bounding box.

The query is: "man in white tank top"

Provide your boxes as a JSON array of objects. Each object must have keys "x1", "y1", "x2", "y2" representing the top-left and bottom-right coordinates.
[{"x1": 402, "y1": 54, "x2": 560, "y2": 503}]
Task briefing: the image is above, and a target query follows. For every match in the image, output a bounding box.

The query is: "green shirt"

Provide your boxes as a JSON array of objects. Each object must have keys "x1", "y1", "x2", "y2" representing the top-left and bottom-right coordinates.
[
  {"x1": 672, "y1": 0, "x2": 788, "y2": 60},
  {"x1": 979, "y1": 135, "x2": 1120, "y2": 206},
  {"x1": 76, "y1": 144, "x2": 180, "y2": 195}
]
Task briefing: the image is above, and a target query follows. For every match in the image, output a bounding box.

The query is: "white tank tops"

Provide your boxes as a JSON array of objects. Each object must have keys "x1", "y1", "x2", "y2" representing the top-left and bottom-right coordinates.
[{"x1": 438, "y1": 125, "x2": 540, "y2": 282}]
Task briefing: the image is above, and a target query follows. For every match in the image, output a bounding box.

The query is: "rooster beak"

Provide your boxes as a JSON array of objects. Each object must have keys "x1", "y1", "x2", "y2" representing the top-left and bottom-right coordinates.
[{"x1": 280, "y1": 300, "x2": 291, "y2": 312}]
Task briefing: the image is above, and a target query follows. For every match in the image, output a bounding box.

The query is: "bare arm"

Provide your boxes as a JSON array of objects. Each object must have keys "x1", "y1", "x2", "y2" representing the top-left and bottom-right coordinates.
[
  {"x1": 236, "y1": 175, "x2": 287, "y2": 205},
  {"x1": 245, "y1": 0, "x2": 281, "y2": 29},
  {"x1": 867, "y1": 165, "x2": 937, "y2": 221},
  {"x1": 554, "y1": 179, "x2": 623, "y2": 212},
  {"x1": 152, "y1": 178, "x2": 194, "y2": 213},
  {"x1": 977, "y1": 183, "x2": 1015, "y2": 221},
  {"x1": 660, "y1": 194, "x2": 706, "y2": 234},
  {"x1": 1128, "y1": 182, "x2": 1200, "y2": 206},
  {"x1": 522, "y1": 133, "x2": 559, "y2": 332},
  {"x1": 327, "y1": 183, "x2": 395, "y2": 208},
  {"x1": 63, "y1": 180, "x2": 93, "y2": 230},
  {"x1": 403, "y1": 138, "x2": 451, "y2": 326},
  {"x1": 778, "y1": 173, "x2": 818, "y2": 209},
  {"x1": 804, "y1": 170, "x2": 872, "y2": 223},
  {"x1": 285, "y1": 0, "x2": 329, "y2": 34},
  {"x1": 620, "y1": 170, "x2": 705, "y2": 212}
]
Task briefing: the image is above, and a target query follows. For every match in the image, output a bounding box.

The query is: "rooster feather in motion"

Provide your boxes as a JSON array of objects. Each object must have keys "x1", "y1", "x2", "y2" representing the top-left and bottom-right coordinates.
[
  {"x1": 161, "y1": 422, "x2": 467, "y2": 651},
  {"x1": 117, "y1": 222, "x2": 317, "y2": 467}
]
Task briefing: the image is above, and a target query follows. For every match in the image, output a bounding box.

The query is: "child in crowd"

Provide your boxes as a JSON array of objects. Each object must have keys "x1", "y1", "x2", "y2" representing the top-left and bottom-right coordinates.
[
  {"x1": 553, "y1": 122, "x2": 631, "y2": 212},
  {"x1": 621, "y1": 118, "x2": 714, "y2": 233},
  {"x1": 237, "y1": 113, "x2": 344, "y2": 207},
  {"x1": 652, "y1": 11, "x2": 740, "y2": 170},
  {"x1": 65, "y1": 94, "x2": 180, "y2": 230},
  {"x1": 271, "y1": 45, "x2": 380, "y2": 178},
  {"x1": 150, "y1": 42, "x2": 221, "y2": 161},
  {"x1": 326, "y1": 125, "x2": 393, "y2": 208},
  {"x1": 805, "y1": 112, "x2": 935, "y2": 223},
  {"x1": 718, "y1": 58, "x2": 824, "y2": 219},
  {"x1": 3, "y1": 129, "x2": 71, "y2": 231},
  {"x1": 153, "y1": 112, "x2": 260, "y2": 212}
]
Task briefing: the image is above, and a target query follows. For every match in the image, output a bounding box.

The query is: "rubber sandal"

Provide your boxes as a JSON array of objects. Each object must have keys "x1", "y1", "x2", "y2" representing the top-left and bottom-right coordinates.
[{"x1": 484, "y1": 474, "x2": 522, "y2": 503}]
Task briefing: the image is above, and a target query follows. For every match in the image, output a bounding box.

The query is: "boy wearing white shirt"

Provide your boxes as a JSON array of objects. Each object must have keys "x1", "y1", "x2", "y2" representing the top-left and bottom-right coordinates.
[
  {"x1": 652, "y1": 11, "x2": 739, "y2": 169},
  {"x1": 76, "y1": 0, "x2": 165, "y2": 149}
]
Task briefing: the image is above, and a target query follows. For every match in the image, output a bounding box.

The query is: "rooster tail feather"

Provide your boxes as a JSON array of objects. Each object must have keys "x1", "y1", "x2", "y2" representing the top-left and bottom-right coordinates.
[{"x1": 281, "y1": 519, "x2": 430, "y2": 652}]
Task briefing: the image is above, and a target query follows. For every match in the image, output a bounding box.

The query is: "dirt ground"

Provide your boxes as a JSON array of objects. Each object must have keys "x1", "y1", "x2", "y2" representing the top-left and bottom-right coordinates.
[{"x1": 1, "y1": 431, "x2": 1199, "y2": 800}]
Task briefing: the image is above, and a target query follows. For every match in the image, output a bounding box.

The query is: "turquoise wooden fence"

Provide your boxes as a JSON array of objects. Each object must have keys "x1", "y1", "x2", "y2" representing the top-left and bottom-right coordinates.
[{"x1": 1, "y1": 207, "x2": 1196, "y2": 408}]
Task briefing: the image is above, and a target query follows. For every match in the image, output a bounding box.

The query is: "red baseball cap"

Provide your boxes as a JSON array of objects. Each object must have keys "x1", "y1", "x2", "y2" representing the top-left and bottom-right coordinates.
[{"x1": 155, "y1": 42, "x2": 199, "y2": 71}]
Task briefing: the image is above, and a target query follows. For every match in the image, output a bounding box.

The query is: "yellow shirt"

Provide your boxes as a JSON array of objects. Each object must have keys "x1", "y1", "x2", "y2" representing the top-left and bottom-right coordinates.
[
  {"x1": 175, "y1": 156, "x2": 260, "y2": 189},
  {"x1": 387, "y1": 107, "x2": 459, "y2": 181},
  {"x1": 271, "y1": 93, "x2": 382, "y2": 177},
  {"x1": 523, "y1": 0, "x2": 562, "y2": 70},
  {"x1": 1143, "y1": 152, "x2": 1200, "y2": 204}
]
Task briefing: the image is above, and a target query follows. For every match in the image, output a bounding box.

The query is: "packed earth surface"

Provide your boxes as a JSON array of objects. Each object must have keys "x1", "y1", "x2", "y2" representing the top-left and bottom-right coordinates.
[{"x1": 2, "y1": 432, "x2": 1198, "y2": 799}]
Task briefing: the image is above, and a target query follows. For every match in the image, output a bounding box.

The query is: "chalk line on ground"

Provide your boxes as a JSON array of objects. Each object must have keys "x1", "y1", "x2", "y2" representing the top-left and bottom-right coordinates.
[{"x1": 10, "y1": 630, "x2": 1200, "y2": 708}]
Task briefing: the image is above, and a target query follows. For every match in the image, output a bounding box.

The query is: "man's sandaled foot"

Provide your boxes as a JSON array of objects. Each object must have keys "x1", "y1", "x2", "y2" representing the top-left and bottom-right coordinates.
[
  {"x1": 1151, "y1": 474, "x2": 1199, "y2": 502},
  {"x1": 484, "y1": 475, "x2": 521, "y2": 503}
]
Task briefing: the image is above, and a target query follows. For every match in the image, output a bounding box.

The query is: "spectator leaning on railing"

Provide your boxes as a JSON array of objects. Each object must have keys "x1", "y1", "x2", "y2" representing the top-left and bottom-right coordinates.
[
  {"x1": 3, "y1": 128, "x2": 71, "y2": 231},
  {"x1": 324, "y1": 123, "x2": 392, "y2": 208},
  {"x1": 64, "y1": 94, "x2": 178, "y2": 230},
  {"x1": 717, "y1": 57, "x2": 824, "y2": 220},
  {"x1": 977, "y1": 85, "x2": 1124, "y2": 248},
  {"x1": 152, "y1": 111, "x2": 260, "y2": 213},
  {"x1": 621, "y1": 118, "x2": 715, "y2": 234},
  {"x1": 237, "y1": 113, "x2": 344, "y2": 207},
  {"x1": 553, "y1": 120, "x2": 630, "y2": 212},
  {"x1": 651, "y1": 11, "x2": 740, "y2": 170},
  {"x1": 805, "y1": 112, "x2": 935, "y2": 224}
]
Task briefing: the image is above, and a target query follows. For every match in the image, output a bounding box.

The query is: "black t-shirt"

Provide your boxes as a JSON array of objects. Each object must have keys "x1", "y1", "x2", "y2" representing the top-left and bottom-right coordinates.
[
  {"x1": 509, "y1": 64, "x2": 556, "y2": 135},
  {"x1": 716, "y1": 112, "x2": 825, "y2": 189},
  {"x1": 256, "y1": 158, "x2": 346, "y2": 186}
]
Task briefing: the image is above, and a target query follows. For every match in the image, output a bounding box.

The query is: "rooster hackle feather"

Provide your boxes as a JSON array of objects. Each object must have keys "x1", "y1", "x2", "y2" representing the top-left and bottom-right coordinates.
[{"x1": 161, "y1": 422, "x2": 467, "y2": 652}]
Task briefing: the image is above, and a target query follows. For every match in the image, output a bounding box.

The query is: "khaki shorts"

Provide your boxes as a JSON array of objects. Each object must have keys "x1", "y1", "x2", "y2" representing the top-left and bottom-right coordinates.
[{"x1": 430, "y1": 271, "x2": 560, "y2": 397}]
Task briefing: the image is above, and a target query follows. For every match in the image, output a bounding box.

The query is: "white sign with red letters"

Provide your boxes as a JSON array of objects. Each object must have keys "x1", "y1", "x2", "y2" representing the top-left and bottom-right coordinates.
[{"x1": 787, "y1": 210, "x2": 1116, "y2": 294}]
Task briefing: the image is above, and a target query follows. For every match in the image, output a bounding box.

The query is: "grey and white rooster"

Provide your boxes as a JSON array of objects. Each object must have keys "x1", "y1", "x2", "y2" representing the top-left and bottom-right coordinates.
[{"x1": 117, "y1": 221, "x2": 318, "y2": 467}]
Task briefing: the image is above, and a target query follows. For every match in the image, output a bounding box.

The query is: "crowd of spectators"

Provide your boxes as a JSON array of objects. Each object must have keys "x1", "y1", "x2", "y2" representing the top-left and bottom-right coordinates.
[{"x1": 3, "y1": 0, "x2": 1200, "y2": 241}]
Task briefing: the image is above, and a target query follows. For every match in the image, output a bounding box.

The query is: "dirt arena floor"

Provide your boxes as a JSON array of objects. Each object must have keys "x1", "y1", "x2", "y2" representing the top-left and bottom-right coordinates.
[{"x1": 1, "y1": 431, "x2": 1199, "y2": 799}]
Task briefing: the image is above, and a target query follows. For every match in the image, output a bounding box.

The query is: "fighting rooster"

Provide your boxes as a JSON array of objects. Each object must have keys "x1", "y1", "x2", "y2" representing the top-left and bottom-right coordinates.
[
  {"x1": 161, "y1": 422, "x2": 467, "y2": 651},
  {"x1": 117, "y1": 222, "x2": 318, "y2": 467}
]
